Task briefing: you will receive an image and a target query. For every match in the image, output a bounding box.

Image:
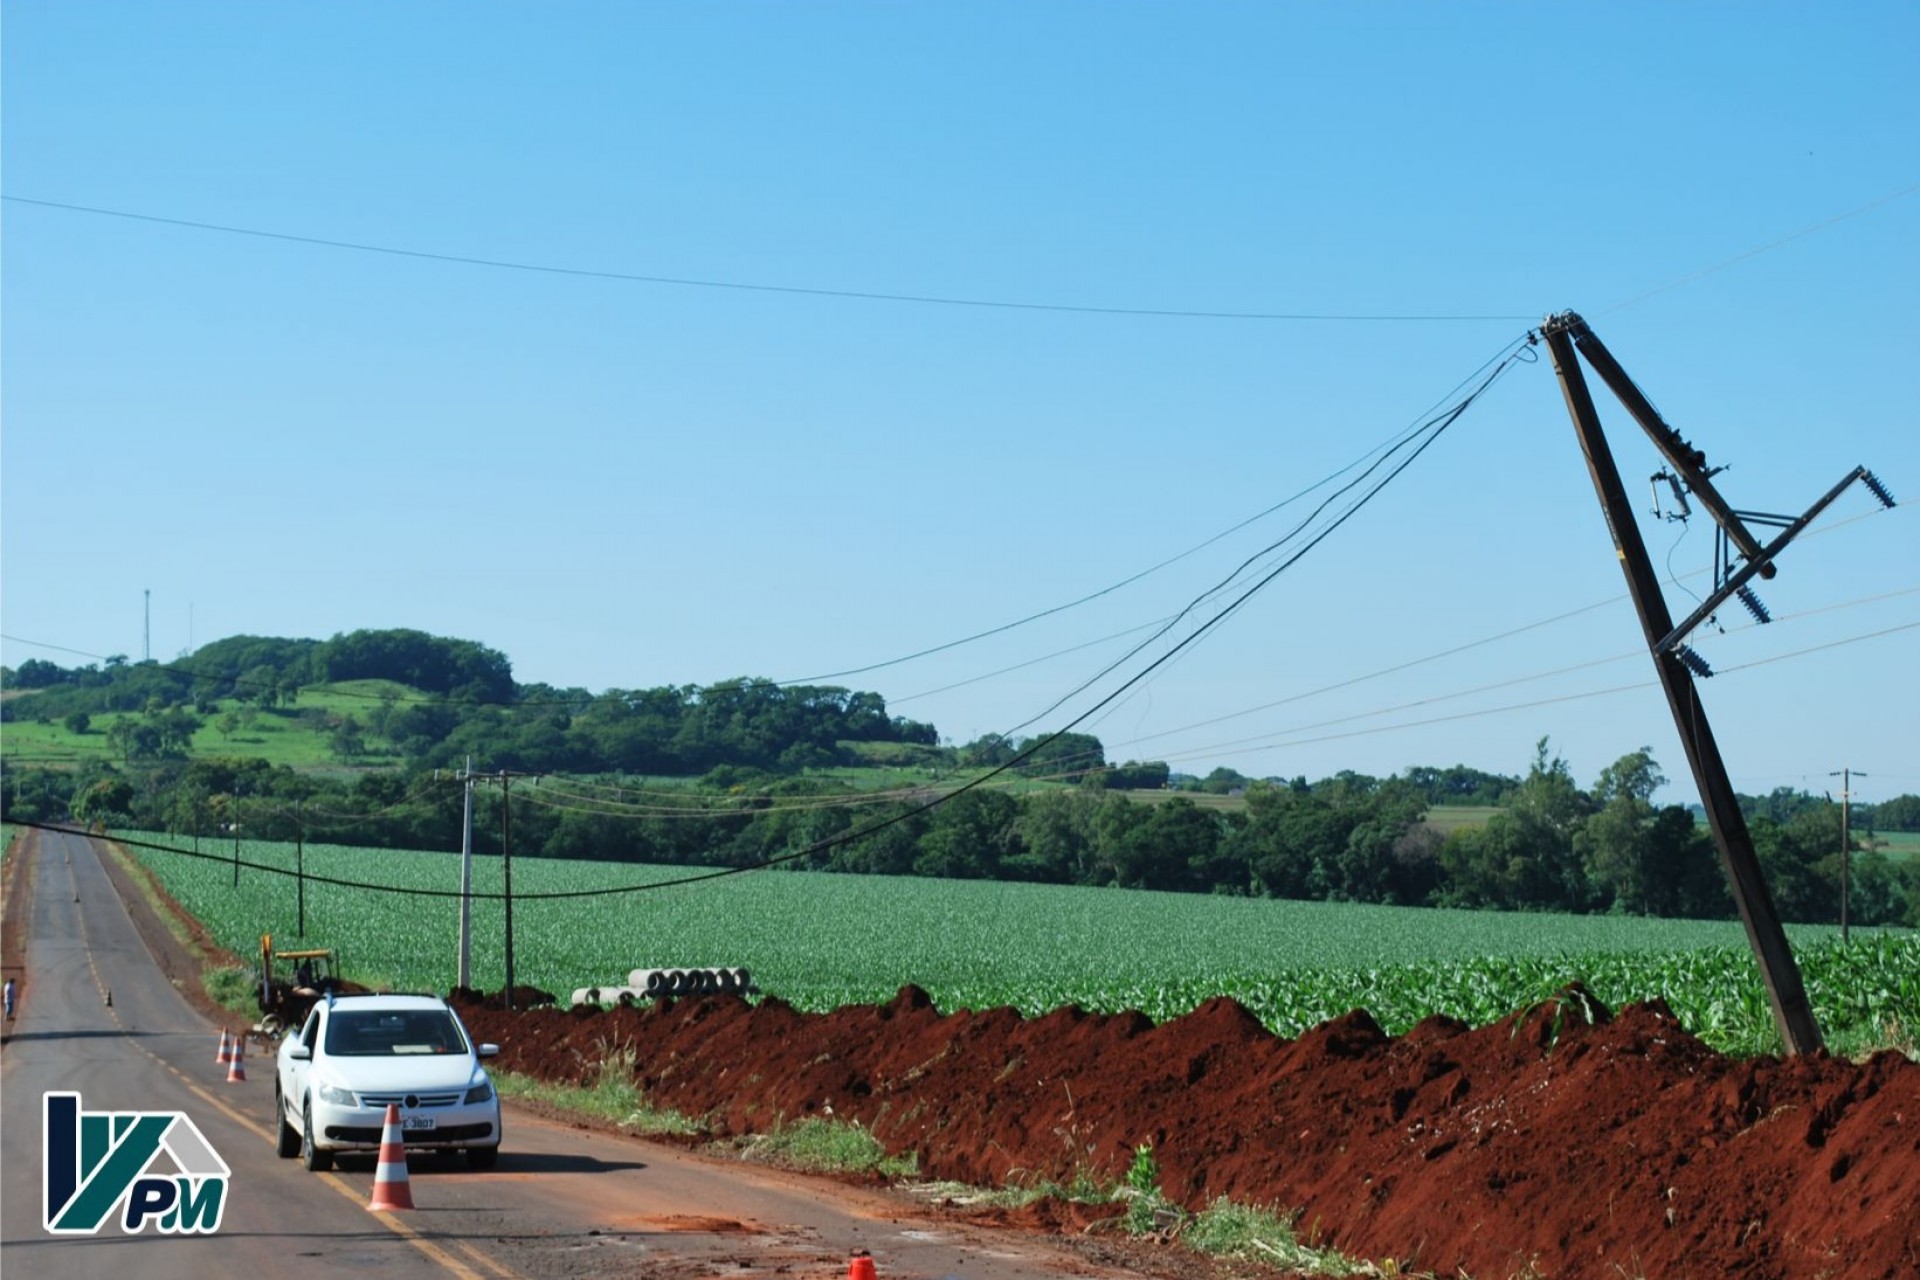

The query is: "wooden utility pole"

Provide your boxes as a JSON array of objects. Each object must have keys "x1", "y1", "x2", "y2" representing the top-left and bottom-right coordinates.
[
  {"x1": 1540, "y1": 312, "x2": 1893, "y2": 1055},
  {"x1": 1829, "y1": 767, "x2": 1866, "y2": 945},
  {"x1": 295, "y1": 801, "x2": 306, "y2": 939}
]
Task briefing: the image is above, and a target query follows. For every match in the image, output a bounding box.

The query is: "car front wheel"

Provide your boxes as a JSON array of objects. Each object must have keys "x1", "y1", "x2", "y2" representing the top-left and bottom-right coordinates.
[
  {"x1": 301, "y1": 1100, "x2": 334, "y2": 1172},
  {"x1": 275, "y1": 1086, "x2": 300, "y2": 1158}
]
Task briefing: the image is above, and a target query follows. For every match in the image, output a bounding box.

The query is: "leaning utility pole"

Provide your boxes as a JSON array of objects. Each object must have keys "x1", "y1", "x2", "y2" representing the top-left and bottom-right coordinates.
[
  {"x1": 1541, "y1": 311, "x2": 1896, "y2": 1056},
  {"x1": 1829, "y1": 767, "x2": 1866, "y2": 945}
]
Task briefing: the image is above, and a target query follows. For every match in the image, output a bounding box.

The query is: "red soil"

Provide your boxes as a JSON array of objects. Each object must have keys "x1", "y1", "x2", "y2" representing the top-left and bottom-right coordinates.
[{"x1": 453, "y1": 985, "x2": 1920, "y2": 1279}]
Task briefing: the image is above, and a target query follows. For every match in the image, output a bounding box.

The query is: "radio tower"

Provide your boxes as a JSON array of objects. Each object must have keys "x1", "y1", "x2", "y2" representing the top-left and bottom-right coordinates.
[{"x1": 144, "y1": 589, "x2": 151, "y2": 662}]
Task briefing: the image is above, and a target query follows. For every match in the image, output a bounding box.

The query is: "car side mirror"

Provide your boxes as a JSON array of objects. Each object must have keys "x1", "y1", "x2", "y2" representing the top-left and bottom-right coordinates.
[
  {"x1": 477, "y1": 1043, "x2": 499, "y2": 1058},
  {"x1": 287, "y1": 1043, "x2": 311, "y2": 1060}
]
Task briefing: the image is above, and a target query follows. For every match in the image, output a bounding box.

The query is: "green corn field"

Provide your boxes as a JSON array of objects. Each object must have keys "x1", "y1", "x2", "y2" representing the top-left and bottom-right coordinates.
[{"x1": 116, "y1": 830, "x2": 1917, "y2": 1058}]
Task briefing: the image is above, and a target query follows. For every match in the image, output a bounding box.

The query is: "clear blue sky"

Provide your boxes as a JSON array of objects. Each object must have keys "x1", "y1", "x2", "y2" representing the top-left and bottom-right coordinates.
[{"x1": 5, "y1": 3, "x2": 1916, "y2": 804}]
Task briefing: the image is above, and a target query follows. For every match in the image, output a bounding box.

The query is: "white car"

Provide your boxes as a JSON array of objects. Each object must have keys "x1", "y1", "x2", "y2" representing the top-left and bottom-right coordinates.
[{"x1": 275, "y1": 992, "x2": 502, "y2": 1171}]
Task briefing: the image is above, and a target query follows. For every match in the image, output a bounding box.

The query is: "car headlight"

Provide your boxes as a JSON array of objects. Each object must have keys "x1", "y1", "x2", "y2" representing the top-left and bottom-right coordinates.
[
  {"x1": 464, "y1": 1079, "x2": 494, "y2": 1105},
  {"x1": 317, "y1": 1081, "x2": 357, "y2": 1107}
]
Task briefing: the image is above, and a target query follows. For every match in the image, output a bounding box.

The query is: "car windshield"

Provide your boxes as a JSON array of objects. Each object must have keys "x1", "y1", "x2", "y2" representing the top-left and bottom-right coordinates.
[{"x1": 324, "y1": 1009, "x2": 468, "y2": 1057}]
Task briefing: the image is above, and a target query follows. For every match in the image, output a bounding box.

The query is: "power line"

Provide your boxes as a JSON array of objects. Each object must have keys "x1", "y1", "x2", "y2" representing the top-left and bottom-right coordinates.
[
  {"x1": 31, "y1": 612, "x2": 1910, "y2": 898},
  {"x1": 1093, "y1": 583, "x2": 1920, "y2": 764},
  {"x1": 424, "y1": 341, "x2": 1526, "y2": 890},
  {"x1": 1, "y1": 195, "x2": 1534, "y2": 323},
  {"x1": 997, "y1": 337, "x2": 1534, "y2": 740},
  {"x1": 1149, "y1": 617, "x2": 1920, "y2": 766},
  {"x1": 2, "y1": 443, "x2": 1896, "y2": 718},
  {"x1": 777, "y1": 338, "x2": 1538, "y2": 687},
  {"x1": 1600, "y1": 180, "x2": 1920, "y2": 315}
]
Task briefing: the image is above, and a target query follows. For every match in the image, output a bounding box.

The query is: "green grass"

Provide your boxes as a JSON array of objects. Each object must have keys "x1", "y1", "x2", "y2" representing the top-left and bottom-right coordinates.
[
  {"x1": 112, "y1": 829, "x2": 1918, "y2": 1058},
  {"x1": 0, "y1": 718, "x2": 106, "y2": 768},
  {"x1": 1420, "y1": 804, "x2": 1501, "y2": 834},
  {"x1": 1184, "y1": 1199, "x2": 1374, "y2": 1275},
  {"x1": 740, "y1": 1117, "x2": 916, "y2": 1177},
  {"x1": 1123, "y1": 789, "x2": 1247, "y2": 810},
  {"x1": 203, "y1": 966, "x2": 263, "y2": 1022},
  {"x1": 1865, "y1": 830, "x2": 1920, "y2": 862},
  {"x1": 492, "y1": 1036, "x2": 705, "y2": 1136},
  {"x1": 0, "y1": 683, "x2": 409, "y2": 772}
]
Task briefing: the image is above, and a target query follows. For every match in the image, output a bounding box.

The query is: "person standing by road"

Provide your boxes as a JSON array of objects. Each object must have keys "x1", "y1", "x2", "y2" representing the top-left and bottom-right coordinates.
[{"x1": 4, "y1": 976, "x2": 15, "y2": 1021}]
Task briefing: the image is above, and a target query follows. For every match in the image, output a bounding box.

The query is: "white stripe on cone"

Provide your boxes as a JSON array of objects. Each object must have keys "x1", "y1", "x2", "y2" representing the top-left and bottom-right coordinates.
[{"x1": 367, "y1": 1103, "x2": 415, "y2": 1211}]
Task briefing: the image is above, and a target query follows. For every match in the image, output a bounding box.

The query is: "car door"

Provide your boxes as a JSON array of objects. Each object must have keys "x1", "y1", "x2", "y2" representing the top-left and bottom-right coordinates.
[{"x1": 283, "y1": 1005, "x2": 323, "y2": 1116}]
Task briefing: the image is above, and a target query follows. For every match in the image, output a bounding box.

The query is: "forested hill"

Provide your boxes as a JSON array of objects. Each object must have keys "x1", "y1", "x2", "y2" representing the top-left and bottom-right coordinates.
[
  {"x1": 2, "y1": 627, "x2": 940, "y2": 774},
  {"x1": 4, "y1": 628, "x2": 1918, "y2": 926}
]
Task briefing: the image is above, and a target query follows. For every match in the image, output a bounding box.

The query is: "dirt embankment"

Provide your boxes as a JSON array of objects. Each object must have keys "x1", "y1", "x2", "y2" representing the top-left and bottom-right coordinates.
[{"x1": 455, "y1": 986, "x2": 1920, "y2": 1280}]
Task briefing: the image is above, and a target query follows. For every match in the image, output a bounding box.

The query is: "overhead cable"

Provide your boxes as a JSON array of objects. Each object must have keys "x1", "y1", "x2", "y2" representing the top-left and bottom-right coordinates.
[{"x1": 2, "y1": 196, "x2": 1532, "y2": 323}]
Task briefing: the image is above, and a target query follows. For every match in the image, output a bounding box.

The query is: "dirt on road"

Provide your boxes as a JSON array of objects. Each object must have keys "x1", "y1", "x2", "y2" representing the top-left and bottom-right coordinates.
[{"x1": 455, "y1": 983, "x2": 1920, "y2": 1279}]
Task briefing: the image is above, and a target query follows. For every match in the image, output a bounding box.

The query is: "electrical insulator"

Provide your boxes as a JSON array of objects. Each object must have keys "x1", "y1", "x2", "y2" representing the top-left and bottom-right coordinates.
[
  {"x1": 1861, "y1": 470, "x2": 1896, "y2": 510},
  {"x1": 1674, "y1": 645, "x2": 1715, "y2": 679},
  {"x1": 1735, "y1": 586, "x2": 1772, "y2": 625}
]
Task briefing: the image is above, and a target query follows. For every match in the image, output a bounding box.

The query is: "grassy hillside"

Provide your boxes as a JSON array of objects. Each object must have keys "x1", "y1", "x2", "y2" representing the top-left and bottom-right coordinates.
[{"x1": 2, "y1": 681, "x2": 413, "y2": 772}]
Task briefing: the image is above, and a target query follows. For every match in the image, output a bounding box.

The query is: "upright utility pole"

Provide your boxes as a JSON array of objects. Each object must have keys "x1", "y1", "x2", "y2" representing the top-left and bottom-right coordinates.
[
  {"x1": 295, "y1": 800, "x2": 306, "y2": 939},
  {"x1": 502, "y1": 774, "x2": 516, "y2": 1010},
  {"x1": 1540, "y1": 312, "x2": 1892, "y2": 1055},
  {"x1": 455, "y1": 766, "x2": 543, "y2": 1008},
  {"x1": 143, "y1": 590, "x2": 150, "y2": 663},
  {"x1": 457, "y1": 758, "x2": 475, "y2": 989},
  {"x1": 1829, "y1": 767, "x2": 1866, "y2": 945}
]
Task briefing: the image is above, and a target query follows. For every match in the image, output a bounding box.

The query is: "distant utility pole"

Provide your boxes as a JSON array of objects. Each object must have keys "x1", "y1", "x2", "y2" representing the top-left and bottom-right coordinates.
[
  {"x1": 1829, "y1": 767, "x2": 1866, "y2": 945},
  {"x1": 295, "y1": 800, "x2": 307, "y2": 940},
  {"x1": 449, "y1": 758, "x2": 478, "y2": 990},
  {"x1": 1542, "y1": 312, "x2": 1895, "y2": 1056},
  {"x1": 143, "y1": 589, "x2": 150, "y2": 663},
  {"x1": 455, "y1": 766, "x2": 544, "y2": 1010}
]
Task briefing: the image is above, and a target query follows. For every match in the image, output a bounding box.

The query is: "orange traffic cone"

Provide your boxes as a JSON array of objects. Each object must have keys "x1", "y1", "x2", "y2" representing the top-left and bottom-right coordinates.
[
  {"x1": 367, "y1": 1103, "x2": 415, "y2": 1211},
  {"x1": 847, "y1": 1251, "x2": 877, "y2": 1280},
  {"x1": 225, "y1": 1033, "x2": 246, "y2": 1082},
  {"x1": 216, "y1": 1028, "x2": 233, "y2": 1064}
]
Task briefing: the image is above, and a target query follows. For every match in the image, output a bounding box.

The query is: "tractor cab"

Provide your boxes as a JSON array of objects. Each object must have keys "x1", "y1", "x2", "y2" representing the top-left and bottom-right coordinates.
[{"x1": 255, "y1": 935, "x2": 341, "y2": 1038}]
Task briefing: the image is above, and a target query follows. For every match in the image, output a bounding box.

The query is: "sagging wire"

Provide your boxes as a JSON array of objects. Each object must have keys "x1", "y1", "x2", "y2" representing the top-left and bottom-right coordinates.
[{"x1": 997, "y1": 333, "x2": 1535, "y2": 742}]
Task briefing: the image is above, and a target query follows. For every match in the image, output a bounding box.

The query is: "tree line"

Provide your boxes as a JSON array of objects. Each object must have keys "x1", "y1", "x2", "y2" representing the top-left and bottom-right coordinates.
[
  {"x1": 7, "y1": 738, "x2": 1916, "y2": 928},
  {"x1": 4, "y1": 632, "x2": 1916, "y2": 926}
]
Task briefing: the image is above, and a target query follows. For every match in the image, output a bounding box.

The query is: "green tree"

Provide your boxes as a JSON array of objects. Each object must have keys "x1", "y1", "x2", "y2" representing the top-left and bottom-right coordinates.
[
  {"x1": 73, "y1": 776, "x2": 135, "y2": 824},
  {"x1": 1229, "y1": 783, "x2": 1352, "y2": 899},
  {"x1": 914, "y1": 790, "x2": 1021, "y2": 879},
  {"x1": 329, "y1": 715, "x2": 368, "y2": 762},
  {"x1": 1015, "y1": 732, "x2": 1106, "y2": 783},
  {"x1": 1867, "y1": 794, "x2": 1920, "y2": 832},
  {"x1": 1750, "y1": 806, "x2": 1841, "y2": 922},
  {"x1": 62, "y1": 711, "x2": 91, "y2": 735},
  {"x1": 1007, "y1": 789, "x2": 1101, "y2": 882},
  {"x1": 1579, "y1": 748, "x2": 1666, "y2": 913}
]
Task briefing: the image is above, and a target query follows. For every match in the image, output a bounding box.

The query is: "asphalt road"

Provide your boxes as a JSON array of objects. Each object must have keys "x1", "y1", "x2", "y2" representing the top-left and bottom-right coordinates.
[{"x1": 0, "y1": 829, "x2": 1142, "y2": 1280}]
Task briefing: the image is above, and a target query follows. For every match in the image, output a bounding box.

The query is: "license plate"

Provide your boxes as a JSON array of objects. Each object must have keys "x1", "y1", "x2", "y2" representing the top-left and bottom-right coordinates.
[{"x1": 402, "y1": 1115, "x2": 435, "y2": 1131}]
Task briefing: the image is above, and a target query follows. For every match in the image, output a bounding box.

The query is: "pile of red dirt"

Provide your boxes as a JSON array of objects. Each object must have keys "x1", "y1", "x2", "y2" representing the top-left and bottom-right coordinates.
[{"x1": 452, "y1": 985, "x2": 1920, "y2": 1279}]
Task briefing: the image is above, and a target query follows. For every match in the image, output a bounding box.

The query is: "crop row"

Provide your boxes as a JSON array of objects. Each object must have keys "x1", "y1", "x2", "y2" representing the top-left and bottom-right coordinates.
[{"x1": 118, "y1": 831, "x2": 1917, "y2": 1057}]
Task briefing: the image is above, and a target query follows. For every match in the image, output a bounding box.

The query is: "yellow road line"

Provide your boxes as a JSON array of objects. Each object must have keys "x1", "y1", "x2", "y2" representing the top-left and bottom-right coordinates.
[
  {"x1": 449, "y1": 1238, "x2": 523, "y2": 1279},
  {"x1": 59, "y1": 833, "x2": 518, "y2": 1280}
]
